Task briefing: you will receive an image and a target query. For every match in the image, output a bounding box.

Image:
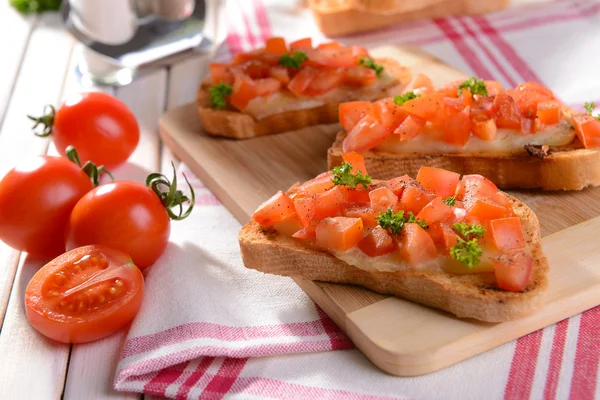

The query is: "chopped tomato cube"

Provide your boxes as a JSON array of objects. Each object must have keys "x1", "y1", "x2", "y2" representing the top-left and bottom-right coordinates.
[
  {"x1": 269, "y1": 66, "x2": 290, "y2": 84},
  {"x1": 292, "y1": 224, "x2": 316, "y2": 239},
  {"x1": 492, "y1": 191, "x2": 512, "y2": 211},
  {"x1": 373, "y1": 98, "x2": 408, "y2": 131},
  {"x1": 209, "y1": 63, "x2": 233, "y2": 85},
  {"x1": 402, "y1": 73, "x2": 434, "y2": 96},
  {"x1": 399, "y1": 185, "x2": 435, "y2": 215},
  {"x1": 316, "y1": 41, "x2": 341, "y2": 50},
  {"x1": 490, "y1": 217, "x2": 525, "y2": 251},
  {"x1": 536, "y1": 100, "x2": 562, "y2": 127},
  {"x1": 265, "y1": 37, "x2": 287, "y2": 55},
  {"x1": 520, "y1": 117, "x2": 536, "y2": 134},
  {"x1": 287, "y1": 68, "x2": 317, "y2": 96},
  {"x1": 273, "y1": 214, "x2": 304, "y2": 236},
  {"x1": 343, "y1": 152, "x2": 368, "y2": 174},
  {"x1": 339, "y1": 102, "x2": 374, "y2": 132},
  {"x1": 493, "y1": 92, "x2": 521, "y2": 131},
  {"x1": 304, "y1": 69, "x2": 344, "y2": 96},
  {"x1": 342, "y1": 202, "x2": 377, "y2": 228},
  {"x1": 507, "y1": 82, "x2": 555, "y2": 119},
  {"x1": 397, "y1": 223, "x2": 437, "y2": 267},
  {"x1": 344, "y1": 66, "x2": 377, "y2": 87},
  {"x1": 351, "y1": 46, "x2": 369, "y2": 59},
  {"x1": 340, "y1": 186, "x2": 371, "y2": 203},
  {"x1": 467, "y1": 200, "x2": 509, "y2": 221},
  {"x1": 314, "y1": 187, "x2": 345, "y2": 220},
  {"x1": 471, "y1": 115, "x2": 497, "y2": 141},
  {"x1": 252, "y1": 191, "x2": 295, "y2": 226},
  {"x1": 401, "y1": 93, "x2": 447, "y2": 121},
  {"x1": 292, "y1": 172, "x2": 334, "y2": 196},
  {"x1": 289, "y1": 37, "x2": 312, "y2": 51},
  {"x1": 573, "y1": 114, "x2": 600, "y2": 149},
  {"x1": 255, "y1": 78, "x2": 282, "y2": 96},
  {"x1": 294, "y1": 196, "x2": 316, "y2": 228},
  {"x1": 369, "y1": 187, "x2": 399, "y2": 213},
  {"x1": 493, "y1": 250, "x2": 533, "y2": 291},
  {"x1": 308, "y1": 46, "x2": 358, "y2": 68},
  {"x1": 442, "y1": 106, "x2": 471, "y2": 146},
  {"x1": 342, "y1": 114, "x2": 392, "y2": 153},
  {"x1": 416, "y1": 197, "x2": 454, "y2": 226},
  {"x1": 441, "y1": 223, "x2": 460, "y2": 251},
  {"x1": 437, "y1": 80, "x2": 461, "y2": 98},
  {"x1": 316, "y1": 217, "x2": 364, "y2": 251},
  {"x1": 393, "y1": 115, "x2": 426, "y2": 141},
  {"x1": 384, "y1": 175, "x2": 412, "y2": 197},
  {"x1": 358, "y1": 226, "x2": 395, "y2": 257},
  {"x1": 230, "y1": 78, "x2": 259, "y2": 110},
  {"x1": 455, "y1": 174, "x2": 498, "y2": 202},
  {"x1": 484, "y1": 80, "x2": 503, "y2": 96},
  {"x1": 416, "y1": 166, "x2": 460, "y2": 197}
]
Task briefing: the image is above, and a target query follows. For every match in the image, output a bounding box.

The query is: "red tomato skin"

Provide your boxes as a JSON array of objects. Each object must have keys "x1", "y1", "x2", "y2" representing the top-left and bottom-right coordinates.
[
  {"x1": 25, "y1": 245, "x2": 144, "y2": 343},
  {"x1": 66, "y1": 182, "x2": 171, "y2": 268},
  {"x1": 573, "y1": 114, "x2": 600, "y2": 149},
  {"x1": 358, "y1": 226, "x2": 395, "y2": 257},
  {"x1": 493, "y1": 250, "x2": 533, "y2": 291},
  {"x1": 342, "y1": 152, "x2": 368, "y2": 174},
  {"x1": 252, "y1": 191, "x2": 295, "y2": 226},
  {"x1": 416, "y1": 166, "x2": 460, "y2": 197},
  {"x1": 343, "y1": 114, "x2": 392, "y2": 153},
  {"x1": 53, "y1": 92, "x2": 139, "y2": 168},
  {"x1": 0, "y1": 156, "x2": 93, "y2": 257},
  {"x1": 339, "y1": 102, "x2": 374, "y2": 132}
]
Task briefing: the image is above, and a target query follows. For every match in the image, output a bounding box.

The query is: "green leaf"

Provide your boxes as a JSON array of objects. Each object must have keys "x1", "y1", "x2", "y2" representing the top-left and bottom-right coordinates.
[
  {"x1": 393, "y1": 92, "x2": 419, "y2": 105},
  {"x1": 377, "y1": 209, "x2": 427, "y2": 235},
  {"x1": 584, "y1": 102, "x2": 596, "y2": 115},
  {"x1": 450, "y1": 238, "x2": 483, "y2": 269},
  {"x1": 331, "y1": 162, "x2": 371, "y2": 189},
  {"x1": 458, "y1": 77, "x2": 488, "y2": 96},
  {"x1": 10, "y1": 0, "x2": 62, "y2": 14},
  {"x1": 358, "y1": 57, "x2": 384, "y2": 77},
  {"x1": 444, "y1": 196, "x2": 456, "y2": 206},
  {"x1": 209, "y1": 83, "x2": 233, "y2": 110},
  {"x1": 279, "y1": 52, "x2": 308, "y2": 69},
  {"x1": 452, "y1": 222, "x2": 486, "y2": 240}
]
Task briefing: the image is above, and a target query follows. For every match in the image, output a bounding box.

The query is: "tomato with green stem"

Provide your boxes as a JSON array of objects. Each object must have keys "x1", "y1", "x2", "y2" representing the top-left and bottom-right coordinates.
[
  {"x1": 28, "y1": 92, "x2": 139, "y2": 168},
  {"x1": 65, "y1": 164, "x2": 195, "y2": 268}
]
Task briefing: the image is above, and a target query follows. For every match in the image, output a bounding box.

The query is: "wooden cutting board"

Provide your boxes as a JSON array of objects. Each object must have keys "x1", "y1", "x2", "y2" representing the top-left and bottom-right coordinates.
[{"x1": 159, "y1": 46, "x2": 600, "y2": 376}]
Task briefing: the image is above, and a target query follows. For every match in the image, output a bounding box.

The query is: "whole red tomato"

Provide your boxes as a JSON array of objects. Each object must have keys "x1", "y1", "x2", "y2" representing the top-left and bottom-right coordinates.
[
  {"x1": 65, "y1": 169, "x2": 194, "y2": 268},
  {"x1": 29, "y1": 92, "x2": 139, "y2": 168},
  {"x1": 0, "y1": 156, "x2": 94, "y2": 257}
]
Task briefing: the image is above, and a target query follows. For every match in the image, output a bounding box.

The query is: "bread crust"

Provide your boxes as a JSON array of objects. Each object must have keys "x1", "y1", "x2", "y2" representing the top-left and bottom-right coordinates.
[
  {"x1": 239, "y1": 195, "x2": 548, "y2": 322},
  {"x1": 328, "y1": 130, "x2": 600, "y2": 190},
  {"x1": 196, "y1": 59, "x2": 411, "y2": 139}
]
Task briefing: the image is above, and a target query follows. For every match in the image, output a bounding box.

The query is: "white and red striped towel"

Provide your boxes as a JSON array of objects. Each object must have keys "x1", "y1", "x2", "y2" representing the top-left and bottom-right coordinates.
[{"x1": 115, "y1": 0, "x2": 600, "y2": 398}]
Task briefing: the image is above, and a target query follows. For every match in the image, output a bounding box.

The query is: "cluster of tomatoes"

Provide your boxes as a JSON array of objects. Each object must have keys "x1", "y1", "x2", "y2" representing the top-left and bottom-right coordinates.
[{"x1": 0, "y1": 92, "x2": 194, "y2": 344}]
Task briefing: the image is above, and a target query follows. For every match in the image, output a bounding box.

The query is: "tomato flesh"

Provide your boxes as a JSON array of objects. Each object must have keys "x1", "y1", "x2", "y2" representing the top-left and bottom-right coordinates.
[
  {"x1": 397, "y1": 223, "x2": 437, "y2": 266},
  {"x1": 369, "y1": 187, "x2": 399, "y2": 213},
  {"x1": 416, "y1": 166, "x2": 460, "y2": 197},
  {"x1": 314, "y1": 187, "x2": 345, "y2": 219},
  {"x1": 358, "y1": 226, "x2": 395, "y2": 257},
  {"x1": 399, "y1": 186, "x2": 434, "y2": 215},
  {"x1": 339, "y1": 102, "x2": 374, "y2": 132},
  {"x1": 343, "y1": 114, "x2": 392, "y2": 153},
  {"x1": 373, "y1": 98, "x2": 408, "y2": 131},
  {"x1": 493, "y1": 250, "x2": 533, "y2": 291},
  {"x1": 316, "y1": 217, "x2": 364, "y2": 251},
  {"x1": 393, "y1": 115, "x2": 425, "y2": 140},
  {"x1": 252, "y1": 191, "x2": 295, "y2": 226},
  {"x1": 573, "y1": 114, "x2": 600, "y2": 149},
  {"x1": 416, "y1": 197, "x2": 454, "y2": 226},
  {"x1": 25, "y1": 245, "x2": 144, "y2": 343},
  {"x1": 490, "y1": 217, "x2": 525, "y2": 251},
  {"x1": 342, "y1": 202, "x2": 378, "y2": 228}
]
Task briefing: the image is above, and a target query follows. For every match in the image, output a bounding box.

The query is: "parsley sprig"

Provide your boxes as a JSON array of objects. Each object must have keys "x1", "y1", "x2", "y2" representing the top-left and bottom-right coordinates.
[
  {"x1": 209, "y1": 83, "x2": 233, "y2": 109},
  {"x1": 444, "y1": 196, "x2": 456, "y2": 206},
  {"x1": 584, "y1": 101, "x2": 600, "y2": 122},
  {"x1": 332, "y1": 162, "x2": 371, "y2": 189},
  {"x1": 458, "y1": 77, "x2": 488, "y2": 96},
  {"x1": 450, "y1": 222, "x2": 486, "y2": 268},
  {"x1": 279, "y1": 52, "x2": 308, "y2": 69},
  {"x1": 377, "y1": 209, "x2": 428, "y2": 235},
  {"x1": 394, "y1": 92, "x2": 420, "y2": 105},
  {"x1": 358, "y1": 57, "x2": 384, "y2": 77}
]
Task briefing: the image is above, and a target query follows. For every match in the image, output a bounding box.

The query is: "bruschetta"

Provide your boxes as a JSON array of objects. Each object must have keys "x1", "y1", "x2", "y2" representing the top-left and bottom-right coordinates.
[
  {"x1": 239, "y1": 153, "x2": 548, "y2": 322},
  {"x1": 328, "y1": 74, "x2": 600, "y2": 190},
  {"x1": 197, "y1": 37, "x2": 411, "y2": 139}
]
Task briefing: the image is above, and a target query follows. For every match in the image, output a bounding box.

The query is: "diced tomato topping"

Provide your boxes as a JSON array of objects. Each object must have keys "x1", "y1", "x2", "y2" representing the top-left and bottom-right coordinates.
[
  {"x1": 289, "y1": 37, "x2": 312, "y2": 51},
  {"x1": 455, "y1": 175, "x2": 499, "y2": 202},
  {"x1": 308, "y1": 46, "x2": 358, "y2": 68},
  {"x1": 292, "y1": 225, "x2": 316, "y2": 239},
  {"x1": 471, "y1": 114, "x2": 497, "y2": 141},
  {"x1": 373, "y1": 98, "x2": 408, "y2": 131},
  {"x1": 344, "y1": 66, "x2": 377, "y2": 87},
  {"x1": 314, "y1": 187, "x2": 345, "y2": 220},
  {"x1": 520, "y1": 117, "x2": 536, "y2": 134},
  {"x1": 416, "y1": 166, "x2": 460, "y2": 197},
  {"x1": 401, "y1": 93, "x2": 446, "y2": 121},
  {"x1": 340, "y1": 186, "x2": 371, "y2": 203},
  {"x1": 369, "y1": 187, "x2": 399, "y2": 213},
  {"x1": 293, "y1": 171, "x2": 334, "y2": 196},
  {"x1": 384, "y1": 175, "x2": 412, "y2": 197},
  {"x1": 490, "y1": 217, "x2": 525, "y2": 251},
  {"x1": 252, "y1": 191, "x2": 295, "y2": 226},
  {"x1": 492, "y1": 192, "x2": 512, "y2": 210},
  {"x1": 441, "y1": 106, "x2": 471, "y2": 146},
  {"x1": 315, "y1": 217, "x2": 364, "y2": 251},
  {"x1": 342, "y1": 202, "x2": 378, "y2": 228},
  {"x1": 536, "y1": 100, "x2": 562, "y2": 127},
  {"x1": 304, "y1": 69, "x2": 344, "y2": 96},
  {"x1": 507, "y1": 81, "x2": 555, "y2": 118},
  {"x1": 342, "y1": 115, "x2": 392, "y2": 153},
  {"x1": 272, "y1": 214, "x2": 304, "y2": 236},
  {"x1": 269, "y1": 66, "x2": 290, "y2": 84},
  {"x1": 339, "y1": 101, "x2": 374, "y2": 131},
  {"x1": 393, "y1": 115, "x2": 425, "y2": 140},
  {"x1": 484, "y1": 80, "x2": 503, "y2": 96},
  {"x1": 467, "y1": 200, "x2": 509, "y2": 221},
  {"x1": 264, "y1": 37, "x2": 287, "y2": 55},
  {"x1": 230, "y1": 77, "x2": 258, "y2": 110},
  {"x1": 493, "y1": 250, "x2": 533, "y2": 291},
  {"x1": 402, "y1": 73, "x2": 434, "y2": 96},
  {"x1": 255, "y1": 78, "x2": 282, "y2": 96},
  {"x1": 287, "y1": 68, "x2": 317, "y2": 96},
  {"x1": 493, "y1": 92, "x2": 521, "y2": 130},
  {"x1": 437, "y1": 81, "x2": 461, "y2": 98},
  {"x1": 416, "y1": 197, "x2": 454, "y2": 226},
  {"x1": 294, "y1": 196, "x2": 316, "y2": 228},
  {"x1": 441, "y1": 223, "x2": 460, "y2": 251},
  {"x1": 399, "y1": 186, "x2": 435, "y2": 215},
  {"x1": 209, "y1": 63, "x2": 233, "y2": 85},
  {"x1": 573, "y1": 114, "x2": 600, "y2": 149},
  {"x1": 343, "y1": 152, "x2": 368, "y2": 174},
  {"x1": 316, "y1": 41, "x2": 341, "y2": 50},
  {"x1": 358, "y1": 226, "x2": 395, "y2": 257},
  {"x1": 397, "y1": 223, "x2": 437, "y2": 267}
]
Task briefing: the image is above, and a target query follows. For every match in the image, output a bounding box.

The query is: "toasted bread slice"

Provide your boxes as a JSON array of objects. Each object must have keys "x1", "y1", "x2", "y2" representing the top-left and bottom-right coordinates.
[
  {"x1": 196, "y1": 58, "x2": 411, "y2": 139},
  {"x1": 239, "y1": 195, "x2": 548, "y2": 322},
  {"x1": 328, "y1": 131, "x2": 600, "y2": 190}
]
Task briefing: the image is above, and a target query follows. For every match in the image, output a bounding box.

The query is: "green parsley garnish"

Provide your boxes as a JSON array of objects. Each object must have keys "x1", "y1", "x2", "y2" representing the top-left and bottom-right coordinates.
[
  {"x1": 458, "y1": 77, "x2": 488, "y2": 96},
  {"x1": 209, "y1": 83, "x2": 233, "y2": 110},
  {"x1": 584, "y1": 101, "x2": 600, "y2": 122},
  {"x1": 444, "y1": 196, "x2": 456, "y2": 206},
  {"x1": 332, "y1": 162, "x2": 371, "y2": 189},
  {"x1": 377, "y1": 210, "x2": 427, "y2": 235},
  {"x1": 10, "y1": 0, "x2": 61, "y2": 14},
  {"x1": 358, "y1": 57, "x2": 384, "y2": 77},
  {"x1": 279, "y1": 52, "x2": 308, "y2": 69},
  {"x1": 449, "y1": 222, "x2": 487, "y2": 268},
  {"x1": 393, "y1": 92, "x2": 420, "y2": 105}
]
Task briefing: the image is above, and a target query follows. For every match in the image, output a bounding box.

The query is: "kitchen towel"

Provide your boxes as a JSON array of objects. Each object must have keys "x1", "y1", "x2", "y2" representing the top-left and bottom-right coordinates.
[{"x1": 116, "y1": 0, "x2": 600, "y2": 398}]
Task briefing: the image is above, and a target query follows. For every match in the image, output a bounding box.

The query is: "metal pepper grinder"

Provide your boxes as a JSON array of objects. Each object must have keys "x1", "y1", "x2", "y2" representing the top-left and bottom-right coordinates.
[{"x1": 61, "y1": 0, "x2": 218, "y2": 86}]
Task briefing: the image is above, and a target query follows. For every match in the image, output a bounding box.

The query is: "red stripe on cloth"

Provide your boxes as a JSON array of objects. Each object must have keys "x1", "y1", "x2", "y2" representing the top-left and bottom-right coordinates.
[
  {"x1": 569, "y1": 307, "x2": 600, "y2": 399},
  {"x1": 472, "y1": 15, "x2": 543, "y2": 83},
  {"x1": 433, "y1": 18, "x2": 494, "y2": 79},
  {"x1": 253, "y1": 0, "x2": 272, "y2": 42},
  {"x1": 239, "y1": 5, "x2": 258, "y2": 48},
  {"x1": 175, "y1": 357, "x2": 215, "y2": 399},
  {"x1": 543, "y1": 319, "x2": 569, "y2": 400},
  {"x1": 504, "y1": 330, "x2": 543, "y2": 400},
  {"x1": 200, "y1": 358, "x2": 248, "y2": 399},
  {"x1": 142, "y1": 362, "x2": 188, "y2": 397},
  {"x1": 121, "y1": 320, "x2": 331, "y2": 358},
  {"x1": 457, "y1": 17, "x2": 518, "y2": 87},
  {"x1": 316, "y1": 306, "x2": 354, "y2": 350}
]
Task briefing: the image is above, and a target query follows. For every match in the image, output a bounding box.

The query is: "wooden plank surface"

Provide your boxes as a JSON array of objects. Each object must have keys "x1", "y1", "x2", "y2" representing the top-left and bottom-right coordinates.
[{"x1": 159, "y1": 44, "x2": 600, "y2": 376}]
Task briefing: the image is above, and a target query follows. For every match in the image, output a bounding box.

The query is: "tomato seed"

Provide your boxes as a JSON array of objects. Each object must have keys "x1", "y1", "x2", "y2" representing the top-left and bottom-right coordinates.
[{"x1": 109, "y1": 287, "x2": 116, "y2": 295}]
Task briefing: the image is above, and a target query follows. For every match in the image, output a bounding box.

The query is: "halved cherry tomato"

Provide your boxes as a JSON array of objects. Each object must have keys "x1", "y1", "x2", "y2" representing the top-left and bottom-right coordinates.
[
  {"x1": 402, "y1": 73, "x2": 434, "y2": 96},
  {"x1": 416, "y1": 166, "x2": 460, "y2": 197},
  {"x1": 467, "y1": 200, "x2": 509, "y2": 221},
  {"x1": 343, "y1": 115, "x2": 392, "y2": 153},
  {"x1": 397, "y1": 223, "x2": 437, "y2": 266},
  {"x1": 416, "y1": 197, "x2": 454, "y2": 226},
  {"x1": 344, "y1": 66, "x2": 377, "y2": 87},
  {"x1": 471, "y1": 115, "x2": 497, "y2": 141},
  {"x1": 210, "y1": 63, "x2": 234, "y2": 85},
  {"x1": 369, "y1": 187, "x2": 399, "y2": 213},
  {"x1": 265, "y1": 37, "x2": 287, "y2": 54},
  {"x1": 339, "y1": 102, "x2": 374, "y2": 132},
  {"x1": 358, "y1": 226, "x2": 395, "y2": 257},
  {"x1": 252, "y1": 191, "x2": 295, "y2": 226},
  {"x1": 230, "y1": 77, "x2": 258, "y2": 110},
  {"x1": 493, "y1": 92, "x2": 521, "y2": 130},
  {"x1": 394, "y1": 115, "x2": 426, "y2": 140},
  {"x1": 290, "y1": 37, "x2": 312, "y2": 51},
  {"x1": 294, "y1": 196, "x2": 316, "y2": 228},
  {"x1": 399, "y1": 185, "x2": 434, "y2": 215},
  {"x1": 342, "y1": 202, "x2": 378, "y2": 228},
  {"x1": 343, "y1": 152, "x2": 368, "y2": 174},
  {"x1": 493, "y1": 250, "x2": 533, "y2": 291},
  {"x1": 536, "y1": 100, "x2": 562, "y2": 127},
  {"x1": 373, "y1": 98, "x2": 408, "y2": 131},
  {"x1": 0, "y1": 156, "x2": 95, "y2": 257},
  {"x1": 490, "y1": 217, "x2": 525, "y2": 251},
  {"x1": 315, "y1": 217, "x2": 364, "y2": 251},
  {"x1": 25, "y1": 245, "x2": 144, "y2": 343},
  {"x1": 314, "y1": 187, "x2": 346, "y2": 219},
  {"x1": 442, "y1": 106, "x2": 471, "y2": 146},
  {"x1": 573, "y1": 114, "x2": 600, "y2": 149}
]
